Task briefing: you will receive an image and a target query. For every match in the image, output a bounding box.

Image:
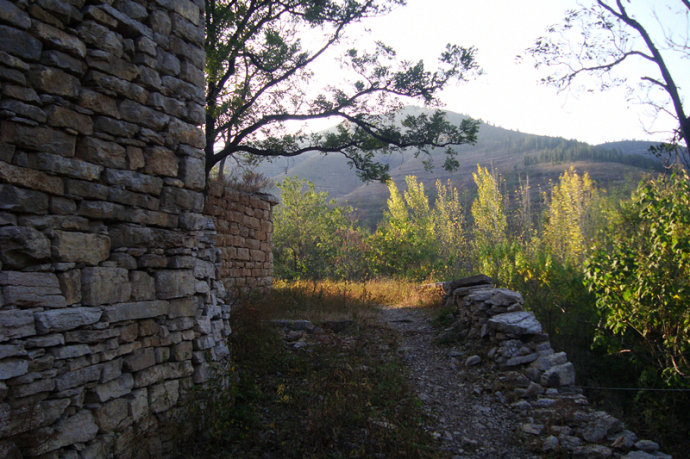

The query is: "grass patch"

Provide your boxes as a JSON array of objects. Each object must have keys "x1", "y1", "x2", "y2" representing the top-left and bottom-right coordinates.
[{"x1": 176, "y1": 279, "x2": 445, "y2": 458}]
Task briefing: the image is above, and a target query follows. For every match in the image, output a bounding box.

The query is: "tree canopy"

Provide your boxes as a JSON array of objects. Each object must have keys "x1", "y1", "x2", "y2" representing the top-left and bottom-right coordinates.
[
  {"x1": 204, "y1": 0, "x2": 480, "y2": 180},
  {"x1": 526, "y1": 0, "x2": 690, "y2": 163}
]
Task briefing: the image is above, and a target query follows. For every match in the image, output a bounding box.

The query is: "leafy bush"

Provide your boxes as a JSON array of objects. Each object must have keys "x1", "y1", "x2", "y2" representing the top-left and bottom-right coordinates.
[{"x1": 585, "y1": 170, "x2": 690, "y2": 387}]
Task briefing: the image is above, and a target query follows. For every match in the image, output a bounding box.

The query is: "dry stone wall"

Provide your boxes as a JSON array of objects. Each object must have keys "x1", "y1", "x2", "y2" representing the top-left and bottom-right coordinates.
[
  {"x1": 442, "y1": 277, "x2": 669, "y2": 458},
  {"x1": 204, "y1": 181, "x2": 277, "y2": 294},
  {"x1": 0, "y1": 0, "x2": 236, "y2": 456}
]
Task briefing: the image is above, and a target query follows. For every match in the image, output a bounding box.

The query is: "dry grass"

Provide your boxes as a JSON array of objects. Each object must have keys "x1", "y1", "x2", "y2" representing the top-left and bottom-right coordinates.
[
  {"x1": 242, "y1": 279, "x2": 443, "y2": 325},
  {"x1": 176, "y1": 278, "x2": 446, "y2": 458}
]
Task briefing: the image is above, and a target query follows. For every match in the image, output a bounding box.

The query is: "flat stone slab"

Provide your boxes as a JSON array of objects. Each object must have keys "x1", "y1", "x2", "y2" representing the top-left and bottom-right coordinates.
[
  {"x1": 465, "y1": 288, "x2": 524, "y2": 307},
  {"x1": 488, "y1": 311, "x2": 542, "y2": 335}
]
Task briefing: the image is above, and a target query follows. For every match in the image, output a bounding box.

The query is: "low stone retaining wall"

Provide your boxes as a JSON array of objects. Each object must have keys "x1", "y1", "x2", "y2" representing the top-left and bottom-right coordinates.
[
  {"x1": 442, "y1": 276, "x2": 669, "y2": 458},
  {"x1": 204, "y1": 182, "x2": 277, "y2": 294}
]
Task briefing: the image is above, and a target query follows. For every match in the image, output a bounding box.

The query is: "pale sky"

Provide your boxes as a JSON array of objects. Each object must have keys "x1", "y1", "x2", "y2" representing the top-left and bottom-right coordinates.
[{"x1": 329, "y1": 0, "x2": 690, "y2": 146}]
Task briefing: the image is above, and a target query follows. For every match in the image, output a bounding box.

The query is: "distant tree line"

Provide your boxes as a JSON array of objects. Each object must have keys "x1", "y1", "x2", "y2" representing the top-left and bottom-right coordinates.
[{"x1": 523, "y1": 140, "x2": 663, "y2": 171}]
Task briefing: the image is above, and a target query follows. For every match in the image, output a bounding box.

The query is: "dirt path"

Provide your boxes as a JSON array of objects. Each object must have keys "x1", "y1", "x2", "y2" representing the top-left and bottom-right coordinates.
[{"x1": 378, "y1": 306, "x2": 533, "y2": 458}]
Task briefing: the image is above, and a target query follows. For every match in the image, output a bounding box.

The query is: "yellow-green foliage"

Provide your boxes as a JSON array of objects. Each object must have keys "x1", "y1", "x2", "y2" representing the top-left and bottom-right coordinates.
[
  {"x1": 471, "y1": 165, "x2": 507, "y2": 250},
  {"x1": 542, "y1": 167, "x2": 595, "y2": 265},
  {"x1": 371, "y1": 176, "x2": 467, "y2": 279}
]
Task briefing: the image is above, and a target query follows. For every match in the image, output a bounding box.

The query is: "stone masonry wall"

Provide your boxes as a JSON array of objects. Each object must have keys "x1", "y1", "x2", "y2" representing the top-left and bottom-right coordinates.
[
  {"x1": 204, "y1": 181, "x2": 277, "y2": 294},
  {"x1": 0, "y1": 0, "x2": 234, "y2": 457},
  {"x1": 442, "y1": 277, "x2": 668, "y2": 458}
]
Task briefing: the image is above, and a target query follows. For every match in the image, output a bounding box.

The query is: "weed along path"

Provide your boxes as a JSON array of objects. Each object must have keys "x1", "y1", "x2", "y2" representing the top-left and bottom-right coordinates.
[{"x1": 378, "y1": 305, "x2": 530, "y2": 458}]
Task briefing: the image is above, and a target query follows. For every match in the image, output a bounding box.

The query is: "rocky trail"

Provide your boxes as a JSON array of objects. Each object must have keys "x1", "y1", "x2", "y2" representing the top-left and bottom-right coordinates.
[
  {"x1": 378, "y1": 305, "x2": 531, "y2": 458},
  {"x1": 275, "y1": 281, "x2": 670, "y2": 458}
]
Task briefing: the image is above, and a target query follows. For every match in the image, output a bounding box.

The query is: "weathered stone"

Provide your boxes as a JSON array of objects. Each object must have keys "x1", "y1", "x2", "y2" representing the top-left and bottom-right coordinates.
[
  {"x1": 0, "y1": 184, "x2": 49, "y2": 214},
  {"x1": 103, "y1": 300, "x2": 169, "y2": 323},
  {"x1": 488, "y1": 311, "x2": 542, "y2": 335},
  {"x1": 522, "y1": 423, "x2": 544, "y2": 435},
  {"x1": 92, "y1": 373, "x2": 133, "y2": 403},
  {"x1": 124, "y1": 348, "x2": 155, "y2": 372},
  {"x1": 149, "y1": 379, "x2": 179, "y2": 413},
  {"x1": 57, "y1": 269, "x2": 81, "y2": 305},
  {"x1": 155, "y1": 270, "x2": 195, "y2": 299},
  {"x1": 104, "y1": 168, "x2": 163, "y2": 195},
  {"x1": 77, "y1": 199, "x2": 127, "y2": 220},
  {"x1": 24, "y1": 334, "x2": 63, "y2": 349},
  {"x1": 10, "y1": 377, "x2": 54, "y2": 398},
  {"x1": 65, "y1": 179, "x2": 109, "y2": 200},
  {"x1": 161, "y1": 186, "x2": 204, "y2": 212},
  {"x1": 93, "y1": 115, "x2": 139, "y2": 137},
  {"x1": 0, "y1": 226, "x2": 50, "y2": 268},
  {"x1": 634, "y1": 439, "x2": 660, "y2": 453},
  {"x1": 29, "y1": 66, "x2": 80, "y2": 98},
  {"x1": 580, "y1": 411, "x2": 624, "y2": 443},
  {"x1": 0, "y1": 359, "x2": 29, "y2": 380},
  {"x1": 133, "y1": 361, "x2": 192, "y2": 388},
  {"x1": 573, "y1": 445, "x2": 613, "y2": 457},
  {"x1": 41, "y1": 49, "x2": 86, "y2": 75},
  {"x1": 168, "y1": 297, "x2": 198, "y2": 318},
  {"x1": 27, "y1": 410, "x2": 98, "y2": 455},
  {"x1": 78, "y1": 19, "x2": 122, "y2": 55},
  {"x1": 78, "y1": 88, "x2": 119, "y2": 118},
  {"x1": 76, "y1": 137, "x2": 127, "y2": 169},
  {"x1": 129, "y1": 388, "x2": 148, "y2": 421},
  {"x1": 0, "y1": 161, "x2": 60, "y2": 199},
  {"x1": 49, "y1": 344, "x2": 91, "y2": 360},
  {"x1": 34, "y1": 307, "x2": 102, "y2": 333},
  {"x1": 144, "y1": 146, "x2": 178, "y2": 177},
  {"x1": 81, "y1": 266, "x2": 131, "y2": 306},
  {"x1": 504, "y1": 352, "x2": 539, "y2": 367},
  {"x1": 65, "y1": 328, "x2": 119, "y2": 344},
  {"x1": 119, "y1": 99, "x2": 169, "y2": 130},
  {"x1": 94, "y1": 397, "x2": 129, "y2": 431},
  {"x1": 541, "y1": 362, "x2": 576, "y2": 387},
  {"x1": 52, "y1": 231, "x2": 110, "y2": 265},
  {"x1": 130, "y1": 271, "x2": 155, "y2": 301},
  {"x1": 34, "y1": 0, "x2": 83, "y2": 24},
  {"x1": 0, "y1": 0, "x2": 31, "y2": 29},
  {"x1": 87, "y1": 51, "x2": 140, "y2": 81},
  {"x1": 465, "y1": 355, "x2": 481, "y2": 366},
  {"x1": 55, "y1": 364, "x2": 101, "y2": 391},
  {"x1": 46, "y1": 105, "x2": 93, "y2": 135},
  {"x1": 33, "y1": 21, "x2": 87, "y2": 58},
  {"x1": 0, "y1": 99, "x2": 47, "y2": 122},
  {"x1": 172, "y1": 341, "x2": 193, "y2": 361},
  {"x1": 0, "y1": 344, "x2": 26, "y2": 359},
  {"x1": 0, "y1": 271, "x2": 63, "y2": 308},
  {"x1": 0, "y1": 25, "x2": 42, "y2": 61},
  {"x1": 1, "y1": 122, "x2": 76, "y2": 155}
]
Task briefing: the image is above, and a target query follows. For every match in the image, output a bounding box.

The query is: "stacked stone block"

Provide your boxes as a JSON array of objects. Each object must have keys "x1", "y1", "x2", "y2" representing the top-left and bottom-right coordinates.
[
  {"x1": 442, "y1": 278, "x2": 668, "y2": 457},
  {"x1": 0, "y1": 0, "x2": 233, "y2": 456},
  {"x1": 204, "y1": 181, "x2": 277, "y2": 293}
]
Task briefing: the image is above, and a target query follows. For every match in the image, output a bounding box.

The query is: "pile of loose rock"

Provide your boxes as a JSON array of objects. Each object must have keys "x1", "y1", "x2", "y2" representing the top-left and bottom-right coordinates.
[{"x1": 440, "y1": 276, "x2": 669, "y2": 458}]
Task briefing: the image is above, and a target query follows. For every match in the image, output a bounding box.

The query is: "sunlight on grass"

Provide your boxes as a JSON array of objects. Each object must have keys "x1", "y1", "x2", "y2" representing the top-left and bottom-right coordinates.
[{"x1": 243, "y1": 278, "x2": 444, "y2": 323}]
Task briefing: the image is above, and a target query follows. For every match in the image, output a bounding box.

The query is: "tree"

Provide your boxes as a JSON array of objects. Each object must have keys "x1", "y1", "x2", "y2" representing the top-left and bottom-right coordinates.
[
  {"x1": 526, "y1": 1, "x2": 690, "y2": 162},
  {"x1": 273, "y1": 176, "x2": 354, "y2": 279},
  {"x1": 471, "y1": 165, "x2": 506, "y2": 250},
  {"x1": 542, "y1": 167, "x2": 596, "y2": 265},
  {"x1": 584, "y1": 170, "x2": 690, "y2": 385},
  {"x1": 205, "y1": 0, "x2": 480, "y2": 180}
]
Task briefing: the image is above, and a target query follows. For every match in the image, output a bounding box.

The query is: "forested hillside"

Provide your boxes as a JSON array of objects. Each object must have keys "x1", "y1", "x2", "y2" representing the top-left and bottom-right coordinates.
[{"x1": 254, "y1": 107, "x2": 662, "y2": 226}]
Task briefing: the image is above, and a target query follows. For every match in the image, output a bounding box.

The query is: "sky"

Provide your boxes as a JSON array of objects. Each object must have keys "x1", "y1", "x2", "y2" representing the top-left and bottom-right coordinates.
[{"x1": 323, "y1": 0, "x2": 690, "y2": 146}]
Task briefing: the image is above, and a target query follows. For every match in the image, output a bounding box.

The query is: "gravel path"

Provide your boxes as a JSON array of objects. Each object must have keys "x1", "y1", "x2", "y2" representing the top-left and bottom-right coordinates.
[{"x1": 378, "y1": 306, "x2": 533, "y2": 458}]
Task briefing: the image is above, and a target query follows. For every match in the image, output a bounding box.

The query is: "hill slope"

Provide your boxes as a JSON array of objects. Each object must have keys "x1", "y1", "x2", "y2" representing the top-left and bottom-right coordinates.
[{"x1": 255, "y1": 108, "x2": 662, "y2": 226}]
